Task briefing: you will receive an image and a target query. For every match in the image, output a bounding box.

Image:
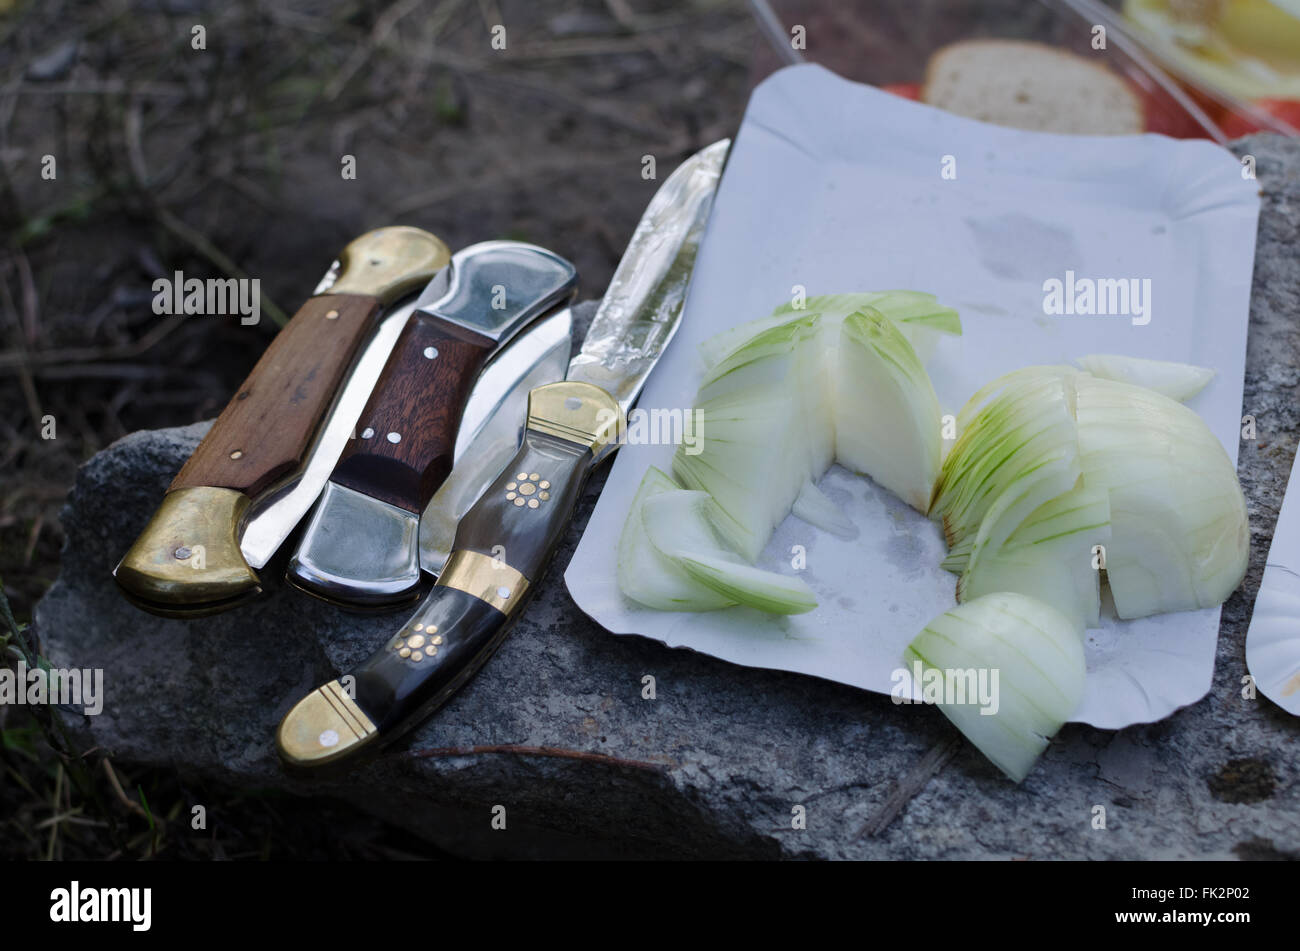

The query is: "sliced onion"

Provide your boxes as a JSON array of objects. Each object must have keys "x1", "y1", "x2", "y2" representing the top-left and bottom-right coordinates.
[
  {"x1": 959, "y1": 484, "x2": 1111, "y2": 629},
  {"x1": 642, "y1": 490, "x2": 817, "y2": 615},
  {"x1": 931, "y1": 371, "x2": 1079, "y2": 564},
  {"x1": 903, "y1": 592, "x2": 1086, "y2": 783},
  {"x1": 792, "y1": 479, "x2": 857, "y2": 538},
  {"x1": 1073, "y1": 374, "x2": 1248, "y2": 618},
  {"x1": 697, "y1": 290, "x2": 960, "y2": 370},
  {"x1": 617, "y1": 466, "x2": 737, "y2": 612},
  {"x1": 834, "y1": 308, "x2": 944, "y2": 513},
  {"x1": 1076, "y1": 353, "x2": 1215, "y2": 402},
  {"x1": 675, "y1": 313, "x2": 832, "y2": 561}
]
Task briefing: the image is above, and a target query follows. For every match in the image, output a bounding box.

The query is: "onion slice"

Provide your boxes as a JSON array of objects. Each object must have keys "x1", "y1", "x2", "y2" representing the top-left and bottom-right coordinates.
[
  {"x1": 792, "y1": 479, "x2": 857, "y2": 538},
  {"x1": 1073, "y1": 374, "x2": 1248, "y2": 618},
  {"x1": 903, "y1": 592, "x2": 1086, "y2": 783},
  {"x1": 1075, "y1": 353, "x2": 1215, "y2": 402},
  {"x1": 698, "y1": 290, "x2": 961, "y2": 370},
  {"x1": 834, "y1": 308, "x2": 945, "y2": 513},
  {"x1": 642, "y1": 490, "x2": 818, "y2": 615},
  {"x1": 617, "y1": 467, "x2": 737, "y2": 612}
]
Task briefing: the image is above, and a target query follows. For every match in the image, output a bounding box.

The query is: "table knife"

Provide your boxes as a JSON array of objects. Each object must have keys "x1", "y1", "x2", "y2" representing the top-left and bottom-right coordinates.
[
  {"x1": 114, "y1": 226, "x2": 450, "y2": 617},
  {"x1": 284, "y1": 241, "x2": 577, "y2": 608},
  {"x1": 277, "y1": 141, "x2": 729, "y2": 766}
]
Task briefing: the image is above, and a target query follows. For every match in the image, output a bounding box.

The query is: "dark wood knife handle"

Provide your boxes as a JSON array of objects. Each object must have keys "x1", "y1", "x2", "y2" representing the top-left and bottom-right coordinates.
[
  {"x1": 170, "y1": 292, "x2": 381, "y2": 499},
  {"x1": 343, "y1": 381, "x2": 622, "y2": 740},
  {"x1": 331, "y1": 314, "x2": 497, "y2": 513}
]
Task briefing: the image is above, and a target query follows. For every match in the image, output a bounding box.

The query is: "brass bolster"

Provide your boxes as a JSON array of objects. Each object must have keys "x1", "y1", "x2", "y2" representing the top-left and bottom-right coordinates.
[
  {"x1": 329, "y1": 226, "x2": 451, "y2": 303},
  {"x1": 525, "y1": 381, "x2": 622, "y2": 453},
  {"x1": 436, "y1": 549, "x2": 529, "y2": 614}
]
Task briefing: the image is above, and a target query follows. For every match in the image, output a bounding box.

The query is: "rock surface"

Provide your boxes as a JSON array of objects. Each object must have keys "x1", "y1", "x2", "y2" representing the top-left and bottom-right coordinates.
[{"x1": 33, "y1": 136, "x2": 1300, "y2": 859}]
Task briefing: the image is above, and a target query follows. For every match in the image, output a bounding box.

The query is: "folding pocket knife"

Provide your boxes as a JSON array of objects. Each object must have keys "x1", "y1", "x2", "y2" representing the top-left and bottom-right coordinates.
[{"x1": 114, "y1": 226, "x2": 450, "y2": 617}]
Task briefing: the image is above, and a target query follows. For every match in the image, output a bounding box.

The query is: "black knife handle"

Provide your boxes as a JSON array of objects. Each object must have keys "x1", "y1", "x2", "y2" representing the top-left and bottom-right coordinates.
[{"x1": 276, "y1": 382, "x2": 622, "y2": 766}]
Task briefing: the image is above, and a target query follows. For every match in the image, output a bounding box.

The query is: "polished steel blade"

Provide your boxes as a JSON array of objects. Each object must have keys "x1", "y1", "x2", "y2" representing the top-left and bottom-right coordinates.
[
  {"x1": 418, "y1": 307, "x2": 574, "y2": 576},
  {"x1": 565, "y1": 139, "x2": 729, "y2": 415},
  {"x1": 238, "y1": 296, "x2": 418, "y2": 568},
  {"x1": 418, "y1": 240, "x2": 576, "y2": 345}
]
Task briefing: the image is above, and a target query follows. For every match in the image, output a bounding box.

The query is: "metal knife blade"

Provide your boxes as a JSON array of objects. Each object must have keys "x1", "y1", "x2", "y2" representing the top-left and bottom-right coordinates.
[
  {"x1": 239, "y1": 295, "x2": 417, "y2": 569},
  {"x1": 285, "y1": 242, "x2": 578, "y2": 608},
  {"x1": 277, "y1": 142, "x2": 729, "y2": 766},
  {"x1": 566, "y1": 139, "x2": 730, "y2": 416}
]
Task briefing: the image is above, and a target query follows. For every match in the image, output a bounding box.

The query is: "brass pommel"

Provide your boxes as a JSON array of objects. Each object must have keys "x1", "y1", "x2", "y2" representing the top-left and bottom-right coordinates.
[
  {"x1": 113, "y1": 486, "x2": 262, "y2": 616},
  {"x1": 277, "y1": 681, "x2": 379, "y2": 767}
]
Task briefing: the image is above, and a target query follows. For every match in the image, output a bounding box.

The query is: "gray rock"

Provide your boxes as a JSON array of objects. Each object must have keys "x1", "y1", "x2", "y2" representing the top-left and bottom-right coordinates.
[{"x1": 33, "y1": 136, "x2": 1300, "y2": 859}]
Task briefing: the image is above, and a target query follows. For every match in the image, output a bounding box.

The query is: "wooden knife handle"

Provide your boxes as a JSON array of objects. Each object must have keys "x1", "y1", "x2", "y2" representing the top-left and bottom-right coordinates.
[
  {"x1": 167, "y1": 225, "x2": 452, "y2": 501},
  {"x1": 276, "y1": 382, "x2": 621, "y2": 764},
  {"x1": 330, "y1": 314, "x2": 498, "y2": 513},
  {"x1": 170, "y1": 292, "x2": 381, "y2": 499}
]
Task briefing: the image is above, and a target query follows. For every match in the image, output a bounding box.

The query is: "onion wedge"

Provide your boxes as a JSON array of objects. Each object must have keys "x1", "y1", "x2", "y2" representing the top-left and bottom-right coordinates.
[
  {"x1": 903, "y1": 592, "x2": 1086, "y2": 783},
  {"x1": 617, "y1": 467, "x2": 737, "y2": 612},
  {"x1": 642, "y1": 490, "x2": 818, "y2": 615},
  {"x1": 1075, "y1": 354, "x2": 1215, "y2": 402},
  {"x1": 834, "y1": 308, "x2": 945, "y2": 513}
]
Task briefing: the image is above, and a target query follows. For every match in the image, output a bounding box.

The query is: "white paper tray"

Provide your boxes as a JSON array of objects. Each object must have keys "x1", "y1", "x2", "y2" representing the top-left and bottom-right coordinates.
[
  {"x1": 566, "y1": 64, "x2": 1260, "y2": 729},
  {"x1": 1246, "y1": 450, "x2": 1300, "y2": 716}
]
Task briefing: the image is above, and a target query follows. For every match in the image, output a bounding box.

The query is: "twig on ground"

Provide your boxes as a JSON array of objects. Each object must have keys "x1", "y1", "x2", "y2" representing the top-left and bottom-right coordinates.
[
  {"x1": 406, "y1": 743, "x2": 671, "y2": 772},
  {"x1": 859, "y1": 734, "x2": 961, "y2": 838}
]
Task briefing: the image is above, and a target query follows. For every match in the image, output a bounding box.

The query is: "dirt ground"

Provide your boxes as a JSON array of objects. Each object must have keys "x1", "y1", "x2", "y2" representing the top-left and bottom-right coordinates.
[{"x1": 0, "y1": 0, "x2": 757, "y2": 859}]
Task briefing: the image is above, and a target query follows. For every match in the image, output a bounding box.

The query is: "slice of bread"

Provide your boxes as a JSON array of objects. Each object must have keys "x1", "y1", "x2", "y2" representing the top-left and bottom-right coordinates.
[{"x1": 922, "y1": 39, "x2": 1145, "y2": 135}]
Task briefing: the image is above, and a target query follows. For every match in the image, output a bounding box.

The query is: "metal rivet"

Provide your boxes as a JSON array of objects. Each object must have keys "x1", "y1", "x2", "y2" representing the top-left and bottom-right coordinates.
[
  {"x1": 425, "y1": 645, "x2": 437, "y2": 656},
  {"x1": 399, "y1": 647, "x2": 411, "y2": 658},
  {"x1": 519, "y1": 483, "x2": 535, "y2": 496},
  {"x1": 497, "y1": 586, "x2": 511, "y2": 600},
  {"x1": 506, "y1": 482, "x2": 517, "y2": 491},
  {"x1": 506, "y1": 492, "x2": 516, "y2": 500},
  {"x1": 517, "y1": 472, "x2": 528, "y2": 480},
  {"x1": 432, "y1": 635, "x2": 443, "y2": 645},
  {"x1": 229, "y1": 450, "x2": 243, "y2": 460},
  {"x1": 319, "y1": 730, "x2": 340, "y2": 748},
  {"x1": 423, "y1": 346, "x2": 438, "y2": 359},
  {"x1": 411, "y1": 652, "x2": 424, "y2": 663},
  {"x1": 513, "y1": 497, "x2": 525, "y2": 507},
  {"x1": 539, "y1": 480, "x2": 550, "y2": 489},
  {"x1": 387, "y1": 432, "x2": 401, "y2": 444},
  {"x1": 528, "y1": 499, "x2": 539, "y2": 509},
  {"x1": 428, "y1": 625, "x2": 438, "y2": 634},
  {"x1": 528, "y1": 472, "x2": 540, "y2": 481},
  {"x1": 539, "y1": 491, "x2": 550, "y2": 500},
  {"x1": 361, "y1": 427, "x2": 375, "y2": 439},
  {"x1": 174, "y1": 546, "x2": 192, "y2": 560},
  {"x1": 408, "y1": 634, "x2": 426, "y2": 649},
  {"x1": 414, "y1": 623, "x2": 424, "y2": 632},
  {"x1": 325, "y1": 310, "x2": 339, "y2": 320}
]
